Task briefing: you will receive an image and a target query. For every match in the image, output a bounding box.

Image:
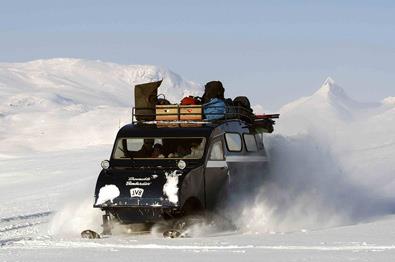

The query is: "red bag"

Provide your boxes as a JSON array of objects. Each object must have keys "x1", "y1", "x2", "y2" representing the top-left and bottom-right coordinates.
[{"x1": 181, "y1": 96, "x2": 200, "y2": 105}]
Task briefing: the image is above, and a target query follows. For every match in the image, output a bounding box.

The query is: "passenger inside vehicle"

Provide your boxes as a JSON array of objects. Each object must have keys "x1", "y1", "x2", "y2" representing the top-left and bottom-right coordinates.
[
  {"x1": 133, "y1": 139, "x2": 154, "y2": 158},
  {"x1": 183, "y1": 141, "x2": 205, "y2": 159},
  {"x1": 168, "y1": 144, "x2": 190, "y2": 158},
  {"x1": 114, "y1": 137, "x2": 206, "y2": 159},
  {"x1": 151, "y1": 143, "x2": 165, "y2": 158}
]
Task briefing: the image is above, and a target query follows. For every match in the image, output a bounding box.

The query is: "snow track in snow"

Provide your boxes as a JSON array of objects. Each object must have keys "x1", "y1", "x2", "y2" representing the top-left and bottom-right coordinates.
[
  {"x1": 0, "y1": 211, "x2": 52, "y2": 223},
  {"x1": 0, "y1": 220, "x2": 46, "y2": 233},
  {"x1": 0, "y1": 211, "x2": 53, "y2": 247}
]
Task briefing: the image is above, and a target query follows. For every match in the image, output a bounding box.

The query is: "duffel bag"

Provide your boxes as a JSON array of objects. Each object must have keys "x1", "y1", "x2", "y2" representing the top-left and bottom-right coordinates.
[{"x1": 204, "y1": 98, "x2": 226, "y2": 121}]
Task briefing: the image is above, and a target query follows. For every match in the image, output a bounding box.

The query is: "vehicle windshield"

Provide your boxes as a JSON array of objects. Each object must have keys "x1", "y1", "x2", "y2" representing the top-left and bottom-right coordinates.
[{"x1": 113, "y1": 137, "x2": 206, "y2": 160}]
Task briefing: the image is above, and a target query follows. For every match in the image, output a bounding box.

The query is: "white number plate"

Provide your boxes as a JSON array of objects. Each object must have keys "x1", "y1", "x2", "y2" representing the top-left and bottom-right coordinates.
[{"x1": 130, "y1": 188, "x2": 144, "y2": 198}]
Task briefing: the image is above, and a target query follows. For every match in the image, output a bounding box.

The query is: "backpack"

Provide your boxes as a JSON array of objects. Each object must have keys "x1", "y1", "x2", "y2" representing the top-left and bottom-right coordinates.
[{"x1": 202, "y1": 81, "x2": 225, "y2": 104}]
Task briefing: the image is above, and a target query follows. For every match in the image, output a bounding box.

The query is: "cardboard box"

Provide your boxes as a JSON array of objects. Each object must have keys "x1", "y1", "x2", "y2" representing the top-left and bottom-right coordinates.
[
  {"x1": 156, "y1": 105, "x2": 179, "y2": 121},
  {"x1": 180, "y1": 105, "x2": 203, "y2": 121}
]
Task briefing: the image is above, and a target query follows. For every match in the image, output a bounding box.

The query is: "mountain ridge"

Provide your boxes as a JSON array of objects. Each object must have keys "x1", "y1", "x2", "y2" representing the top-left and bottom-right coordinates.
[
  {"x1": 0, "y1": 58, "x2": 202, "y2": 108},
  {"x1": 0, "y1": 59, "x2": 202, "y2": 154}
]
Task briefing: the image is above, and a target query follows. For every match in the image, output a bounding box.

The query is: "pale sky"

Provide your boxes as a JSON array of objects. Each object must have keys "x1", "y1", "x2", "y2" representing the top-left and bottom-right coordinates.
[{"x1": 1, "y1": 0, "x2": 394, "y2": 110}]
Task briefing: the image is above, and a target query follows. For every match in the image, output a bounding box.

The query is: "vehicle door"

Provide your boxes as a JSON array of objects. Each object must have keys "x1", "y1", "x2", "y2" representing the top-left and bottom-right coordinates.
[{"x1": 204, "y1": 137, "x2": 229, "y2": 209}]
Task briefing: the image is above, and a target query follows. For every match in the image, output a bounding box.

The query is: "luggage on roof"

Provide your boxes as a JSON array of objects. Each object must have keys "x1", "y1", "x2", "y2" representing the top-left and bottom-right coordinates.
[
  {"x1": 233, "y1": 96, "x2": 252, "y2": 113},
  {"x1": 155, "y1": 104, "x2": 203, "y2": 121},
  {"x1": 156, "y1": 105, "x2": 179, "y2": 121},
  {"x1": 134, "y1": 80, "x2": 162, "y2": 121},
  {"x1": 132, "y1": 79, "x2": 278, "y2": 130},
  {"x1": 202, "y1": 81, "x2": 225, "y2": 104},
  {"x1": 157, "y1": 94, "x2": 171, "y2": 105},
  {"x1": 203, "y1": 98, "x2": 226, "y2": 121},
  {"x1": 181, "y1": 96, "x2": 201, "y2": 105},
  {"x1": 180, "y1": 105, "x2": 202, "y2": 121}
]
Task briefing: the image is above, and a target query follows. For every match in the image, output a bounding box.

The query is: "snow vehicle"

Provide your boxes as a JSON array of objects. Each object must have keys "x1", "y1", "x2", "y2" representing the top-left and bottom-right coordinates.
[{"x1": 90, "y1": 80, "x2": 279, "y2": 237}]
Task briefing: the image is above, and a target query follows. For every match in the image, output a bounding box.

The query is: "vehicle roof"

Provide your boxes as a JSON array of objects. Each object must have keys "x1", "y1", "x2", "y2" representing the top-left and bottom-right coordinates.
[{"x1": 116, "y1": 123, "x2": 215, "y2": 138}]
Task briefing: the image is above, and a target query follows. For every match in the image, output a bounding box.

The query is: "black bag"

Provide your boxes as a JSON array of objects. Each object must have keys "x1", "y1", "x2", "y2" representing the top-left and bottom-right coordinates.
[
  {"x1": 225, "y1": 98, "x2": 234, "y2": 106},
  {"x1": 202, "y1": 81, "x2": 225, "y2": 104},
  {"x1": 233, "y1": 96, "x2": 253, "y2": 122},
  {"x1": 233, "y1": 96, "x2": 252, "y2": 112},
  {"x1": 157, "y1": 94, "x2": 171, "y2": 105}
]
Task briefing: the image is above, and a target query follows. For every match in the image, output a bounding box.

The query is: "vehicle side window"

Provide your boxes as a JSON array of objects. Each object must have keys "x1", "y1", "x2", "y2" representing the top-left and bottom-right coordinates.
[
  {"x1": 209, "y1": 140, "x2": 224, "y2": 160},
  {"x1": 225, "y1": 133, "x2": 242, "y2": 152},
  {"x1": 244, "y1": 134, "x2": 258, "y2": 152}
]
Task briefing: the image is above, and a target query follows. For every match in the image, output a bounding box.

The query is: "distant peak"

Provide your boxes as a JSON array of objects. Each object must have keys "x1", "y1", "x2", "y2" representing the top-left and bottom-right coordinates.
[
  {"x1": 314, "y1": 77, "x2": 347, "y2": 98},
  {"x1": 323, "y1": 76, "x2": 335, "y2": 86}
]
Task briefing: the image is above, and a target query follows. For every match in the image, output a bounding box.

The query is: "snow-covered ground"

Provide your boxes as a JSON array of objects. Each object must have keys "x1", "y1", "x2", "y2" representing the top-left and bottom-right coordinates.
[{"x1": 1, "y1": 59, "x2": 395, "y2": 261}]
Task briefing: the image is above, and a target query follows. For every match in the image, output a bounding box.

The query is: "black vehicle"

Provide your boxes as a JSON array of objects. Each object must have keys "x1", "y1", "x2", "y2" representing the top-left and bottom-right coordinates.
[{"x1": 92, "y1": 80, "x2": 279, "y2": 236}]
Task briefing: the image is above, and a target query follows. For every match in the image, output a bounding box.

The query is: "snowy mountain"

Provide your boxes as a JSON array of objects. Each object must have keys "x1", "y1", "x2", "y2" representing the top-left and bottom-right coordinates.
[
  {"x1": 277, "y1": 77, "x2": 383, "y2": 135},
  {"x1": 280, "y1": 77, "x2": 358, "y2": 116},
  {"x1": 276, "y1": 77, "x2": 395, "y2": 160},
  {"x1": 281, "y1": 77, "x2": 373, "y2": 112},
  {"x1": 0, "y1": 59, "x2": 202, "y2": 154}
]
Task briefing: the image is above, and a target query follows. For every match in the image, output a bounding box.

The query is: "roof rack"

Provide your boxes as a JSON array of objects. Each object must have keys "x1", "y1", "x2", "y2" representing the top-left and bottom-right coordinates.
[{"x1": 131, "y1": 105, "x2": 279, "y2": 132}]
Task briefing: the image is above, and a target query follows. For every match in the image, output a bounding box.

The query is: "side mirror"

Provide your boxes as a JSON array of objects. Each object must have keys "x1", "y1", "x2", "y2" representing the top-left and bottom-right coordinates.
[{"x1": 101, "y1": 160, "x2": 110, "y2": 170}]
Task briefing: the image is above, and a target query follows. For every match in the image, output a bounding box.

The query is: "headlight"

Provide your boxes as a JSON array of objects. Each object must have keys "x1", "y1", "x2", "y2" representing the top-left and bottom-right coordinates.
[
  {"x1": 177, "y1": 160, "x2": 186, "y2": 170},
  {"x1": 101, "y1": 160, "x2": 110, "y2": 170}
]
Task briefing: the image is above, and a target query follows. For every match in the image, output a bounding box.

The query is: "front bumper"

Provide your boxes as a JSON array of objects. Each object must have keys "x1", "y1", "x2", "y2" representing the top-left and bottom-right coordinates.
[
  {"x1": 94, "y1": 197, "x2": 182, "y2": 223},
  {"x1": 93, "y1": 197, "x2": 178, "y2": 208},
  {"x1": 98, "y1": 205, "x2": 180, "y2": 223}
]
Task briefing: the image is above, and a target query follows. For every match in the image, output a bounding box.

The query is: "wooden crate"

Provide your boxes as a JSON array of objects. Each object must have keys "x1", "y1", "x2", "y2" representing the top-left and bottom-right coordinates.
[
  {"x1": 179, "y1": 105, "x2": 202, "y2": 121},
  {"x1": 156, "y1": 105, "x2": 179, "y2": 121}
]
